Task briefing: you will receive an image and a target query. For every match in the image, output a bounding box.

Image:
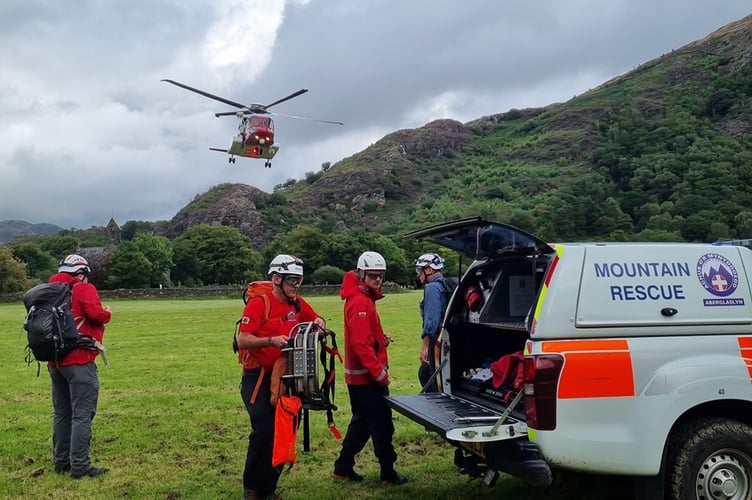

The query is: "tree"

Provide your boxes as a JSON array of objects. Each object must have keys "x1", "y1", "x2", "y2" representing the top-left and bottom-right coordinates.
[
  {"x1": 172, "y1": 225, "x2": 262, "y2": 285},
  {"x1": 309, "y1": 265, "x2": 345, "y2": 285},
  {"x1": 12, "y1": 243, "x2": 57, "y2": 282},
  {"x1": 106, "y1": 241, "x2": 152, "y2": 289},
  {"x1": 703, "y1": 87, "x2": 736, "y2": 117},
  {"x1": 40, "y1": 234, "x2": 81, "y2": 260},
  {"x1": 172, "y1": 238, "x2": 201, "y2": 286},
  {"x1": 132, "y1": 232, "x2": 174, "y2": 287},
  {"x1": 0, "y1": 246, "x2": 30, "y2": 293},
  {"x1": 734, "y1": 211, "x2": 752, "y2": 238},
  {"x1": 120, "y1": 221, "x2": 156, "y2": 241},
  {"x1": 371, "y1": 234, "x2": 411, "y2": 284},
  {"x1": 264, "y1": 226, "x2": 343, "y2": 274},
  {"x1": 680, "y1": 211, "x2": 724, "y2": 242},
  {"x1": 337, "y1": 232, "x2": 411, "y2": 285},
  {"x1": 707, "y1": 221, "x2": 732, "y2": 242}
]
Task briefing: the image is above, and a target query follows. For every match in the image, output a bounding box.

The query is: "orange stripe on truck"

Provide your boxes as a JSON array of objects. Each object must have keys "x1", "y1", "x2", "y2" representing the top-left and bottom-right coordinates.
[
  {"x1": 541, "y1": 339, "x2": 635, "y2": 398},
  {"x1": 738, "y1": 337, "x2": 752, "y2": 379}
]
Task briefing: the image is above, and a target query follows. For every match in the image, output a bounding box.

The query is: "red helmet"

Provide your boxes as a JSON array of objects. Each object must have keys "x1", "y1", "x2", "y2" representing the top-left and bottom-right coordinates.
[{"x1": 464, "y1": 285, "x2": 484, "y2": 312}]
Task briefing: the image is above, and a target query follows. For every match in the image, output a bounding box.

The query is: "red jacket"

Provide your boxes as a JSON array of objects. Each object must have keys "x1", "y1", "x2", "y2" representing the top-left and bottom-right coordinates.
[
  {"x1": 340, "y1": 270, "x2": 389, "y2": 386},
  {"x1": 48, "y1": 272, "x2": 111, "y2": 367},
  {"x1": 237, "y1": 292, "x2": 320, "y2": 370}
]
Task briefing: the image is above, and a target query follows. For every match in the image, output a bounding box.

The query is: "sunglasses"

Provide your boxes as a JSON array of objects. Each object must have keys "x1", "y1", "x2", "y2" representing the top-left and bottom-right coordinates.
[
  {"x1": 283, "y1": 276, "x2": 303, "y2": 286},
  {"x1": 366, "y1": 272, "x2": 385, "y2": 280}
]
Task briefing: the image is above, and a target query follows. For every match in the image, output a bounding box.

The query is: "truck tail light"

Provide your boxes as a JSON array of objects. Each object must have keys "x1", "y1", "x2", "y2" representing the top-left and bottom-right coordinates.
[{"x1": 523, "y1": 354, "x2": 564, "y2": 431}]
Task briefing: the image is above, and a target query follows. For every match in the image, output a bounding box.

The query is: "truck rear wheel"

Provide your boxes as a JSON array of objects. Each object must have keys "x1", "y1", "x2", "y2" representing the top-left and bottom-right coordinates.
[{"x1": 667, "y1": 417, "x2": 752, "y2": 500}]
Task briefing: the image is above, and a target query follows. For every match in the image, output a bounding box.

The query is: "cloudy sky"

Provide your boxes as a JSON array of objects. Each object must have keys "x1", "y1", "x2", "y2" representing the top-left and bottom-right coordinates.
[{"x1": 1, "y1": 1, "x2": 749, "y2": 229}]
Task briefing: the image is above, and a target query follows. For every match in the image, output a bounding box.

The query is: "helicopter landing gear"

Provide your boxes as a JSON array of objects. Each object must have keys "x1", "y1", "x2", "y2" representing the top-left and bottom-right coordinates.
[{"x1": 264, "y1": 161, "x2": 272, "y2": 168}]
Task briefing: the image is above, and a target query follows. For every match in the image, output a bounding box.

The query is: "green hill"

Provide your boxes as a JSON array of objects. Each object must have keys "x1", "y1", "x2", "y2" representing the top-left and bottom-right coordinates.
[{"x1": 263, "y1": 13, "x2": 752, "y2": 243}]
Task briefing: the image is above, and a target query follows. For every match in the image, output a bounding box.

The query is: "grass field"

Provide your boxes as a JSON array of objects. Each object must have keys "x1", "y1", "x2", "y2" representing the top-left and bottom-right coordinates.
[{"x1": 0, "y1": 291, "x2": 629, "y2": 499}]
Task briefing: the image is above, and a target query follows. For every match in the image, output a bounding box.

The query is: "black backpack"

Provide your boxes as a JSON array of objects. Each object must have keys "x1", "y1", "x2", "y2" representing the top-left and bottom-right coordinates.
[
  {"x1": 440, "y1": 276, "x2": 459, "y2": 311},
  {"x1": 22, "y1": 282, "x2": 81, "y2": 368}
]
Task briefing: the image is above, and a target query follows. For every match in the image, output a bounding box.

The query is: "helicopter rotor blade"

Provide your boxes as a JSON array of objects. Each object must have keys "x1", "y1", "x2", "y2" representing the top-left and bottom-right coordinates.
[
  {"x1": 266, "y1": 110, "x2": 344, "y2": 125},
  {"x1": 164, "y1": 79, "x2": 339, "y2": 124},
  {"x1": 263, "y1": 89, "x2": 309, "y2": 109},
  {"x1": 162, "y1": 79, "x2": 248, "y2": 110}
]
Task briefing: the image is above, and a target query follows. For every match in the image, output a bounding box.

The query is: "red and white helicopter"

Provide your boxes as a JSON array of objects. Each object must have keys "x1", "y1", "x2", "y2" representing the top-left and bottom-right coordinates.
[{"x1": 162, "y1": 79, "x2": 343, "y2": 167}]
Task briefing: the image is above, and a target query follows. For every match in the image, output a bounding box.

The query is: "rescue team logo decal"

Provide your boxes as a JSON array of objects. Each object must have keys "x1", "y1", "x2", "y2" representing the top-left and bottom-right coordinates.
[{"x1": 697, "y1": 253, "x2": 744, "y2": 306}]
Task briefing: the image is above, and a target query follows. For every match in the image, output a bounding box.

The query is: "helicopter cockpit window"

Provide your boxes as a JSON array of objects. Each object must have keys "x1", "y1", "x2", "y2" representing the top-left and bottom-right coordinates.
[{"x1": 249, "y1": 116, "x2": 271, "y2": 128}]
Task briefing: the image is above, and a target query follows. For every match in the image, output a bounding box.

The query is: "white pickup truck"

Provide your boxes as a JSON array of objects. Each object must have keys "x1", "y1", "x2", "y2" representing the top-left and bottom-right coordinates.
[{"x1": 386, "y1": 217, "x2": 752, "y2": 500}]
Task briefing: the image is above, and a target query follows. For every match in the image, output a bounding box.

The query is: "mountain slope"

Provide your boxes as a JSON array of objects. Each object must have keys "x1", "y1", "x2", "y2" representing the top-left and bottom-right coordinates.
[
  {"x1": 0, "y1": 220, "x2": 63, "y2": 244},
  {"x1": 268, "y1": 13, "x2": 752, "y2": 241}
]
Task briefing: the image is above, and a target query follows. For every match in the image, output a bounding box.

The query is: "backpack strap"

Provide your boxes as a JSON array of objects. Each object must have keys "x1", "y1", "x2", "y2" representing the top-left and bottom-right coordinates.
[
  {"x1": 259, "y1": 293, "x2": 272, "y2": 323},
  {"x1": 234, "y1": 293, "x2": 273, "y2": 354},
  {"x1": 240, "y1": 292, "x2": 278, "y2": 400}
]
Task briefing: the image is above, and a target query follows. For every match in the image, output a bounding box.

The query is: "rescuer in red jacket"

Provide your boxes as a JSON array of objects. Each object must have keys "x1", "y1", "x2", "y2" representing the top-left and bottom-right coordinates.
[
  {"x1": 235, "y1": 254, "x2": 326, "y2": 500},
  {"x1": 47, "y1": 254, "x2": 111, "y2": 479},
  {"x1": 332, "y1": 251, "x2": 407, "y2": 486}
]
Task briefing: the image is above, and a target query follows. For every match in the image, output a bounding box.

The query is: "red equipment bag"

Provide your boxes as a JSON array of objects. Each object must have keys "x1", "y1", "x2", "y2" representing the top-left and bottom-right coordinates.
[{"x1": 271, "y1": 395, "x2": 302, "y2": 468}]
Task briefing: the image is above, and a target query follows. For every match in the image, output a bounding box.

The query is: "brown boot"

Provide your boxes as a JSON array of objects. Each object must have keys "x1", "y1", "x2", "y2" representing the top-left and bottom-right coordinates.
[{"x1": 243, "y1": 489, "x2": 256, "y2": 500}]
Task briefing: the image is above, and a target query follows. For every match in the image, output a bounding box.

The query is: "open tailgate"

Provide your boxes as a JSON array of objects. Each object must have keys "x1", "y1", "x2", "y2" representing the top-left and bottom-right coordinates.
[{"x1": 385, "y1": 392, "x2": 526, "y2": 444}]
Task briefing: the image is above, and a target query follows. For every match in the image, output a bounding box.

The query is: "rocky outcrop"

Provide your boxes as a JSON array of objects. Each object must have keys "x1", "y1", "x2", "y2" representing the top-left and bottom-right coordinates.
[{"x1": 162, "y1": 184, "x2": 275, "y2": 248}]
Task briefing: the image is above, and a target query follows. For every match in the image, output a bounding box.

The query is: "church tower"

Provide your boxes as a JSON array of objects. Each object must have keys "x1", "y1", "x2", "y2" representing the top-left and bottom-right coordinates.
[{"x1": 105, "y1": 217, "x2": 121, "y2": 247}]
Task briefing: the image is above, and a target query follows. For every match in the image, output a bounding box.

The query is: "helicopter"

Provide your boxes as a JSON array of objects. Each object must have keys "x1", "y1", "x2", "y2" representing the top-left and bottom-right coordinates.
[{"x1": 162, "y1": 79, "x2": 343, "y2": 167}]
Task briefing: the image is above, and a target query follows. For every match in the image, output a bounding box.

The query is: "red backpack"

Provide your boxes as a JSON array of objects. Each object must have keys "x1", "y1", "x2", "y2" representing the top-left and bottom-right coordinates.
[{"x1": 490, "y1": 351, "x2": 525, "y2": 404}]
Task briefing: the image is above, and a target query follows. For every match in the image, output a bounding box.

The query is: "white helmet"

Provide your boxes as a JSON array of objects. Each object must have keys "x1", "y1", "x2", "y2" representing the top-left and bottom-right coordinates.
[
  {"x1": 268, "y1": 254, "x2": 304, "y2": 276},
  {"x1": 59, "y1": 254, "x2": 91, "y2": 274},
  {"x1": 415, "y1": 253, "x2": 444, "y2": 270},
  {"x1": 357, "y1": 251, "x2": 387, "y2": 271}
]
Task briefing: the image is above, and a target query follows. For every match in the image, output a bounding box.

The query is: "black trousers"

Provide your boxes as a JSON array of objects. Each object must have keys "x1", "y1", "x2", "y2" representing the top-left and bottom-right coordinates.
[
  {"x1": 334, "y1": 383, "x2": 397, "y2": 479},
  {"x1": 240, "y1": 370, "x2": 281, "y2": 497}
]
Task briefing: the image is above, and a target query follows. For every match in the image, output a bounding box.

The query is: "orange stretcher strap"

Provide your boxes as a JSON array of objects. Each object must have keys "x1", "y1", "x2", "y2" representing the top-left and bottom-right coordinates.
[{"x1": 249, "y1": 366, "x2": 266, "y2": 405}]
